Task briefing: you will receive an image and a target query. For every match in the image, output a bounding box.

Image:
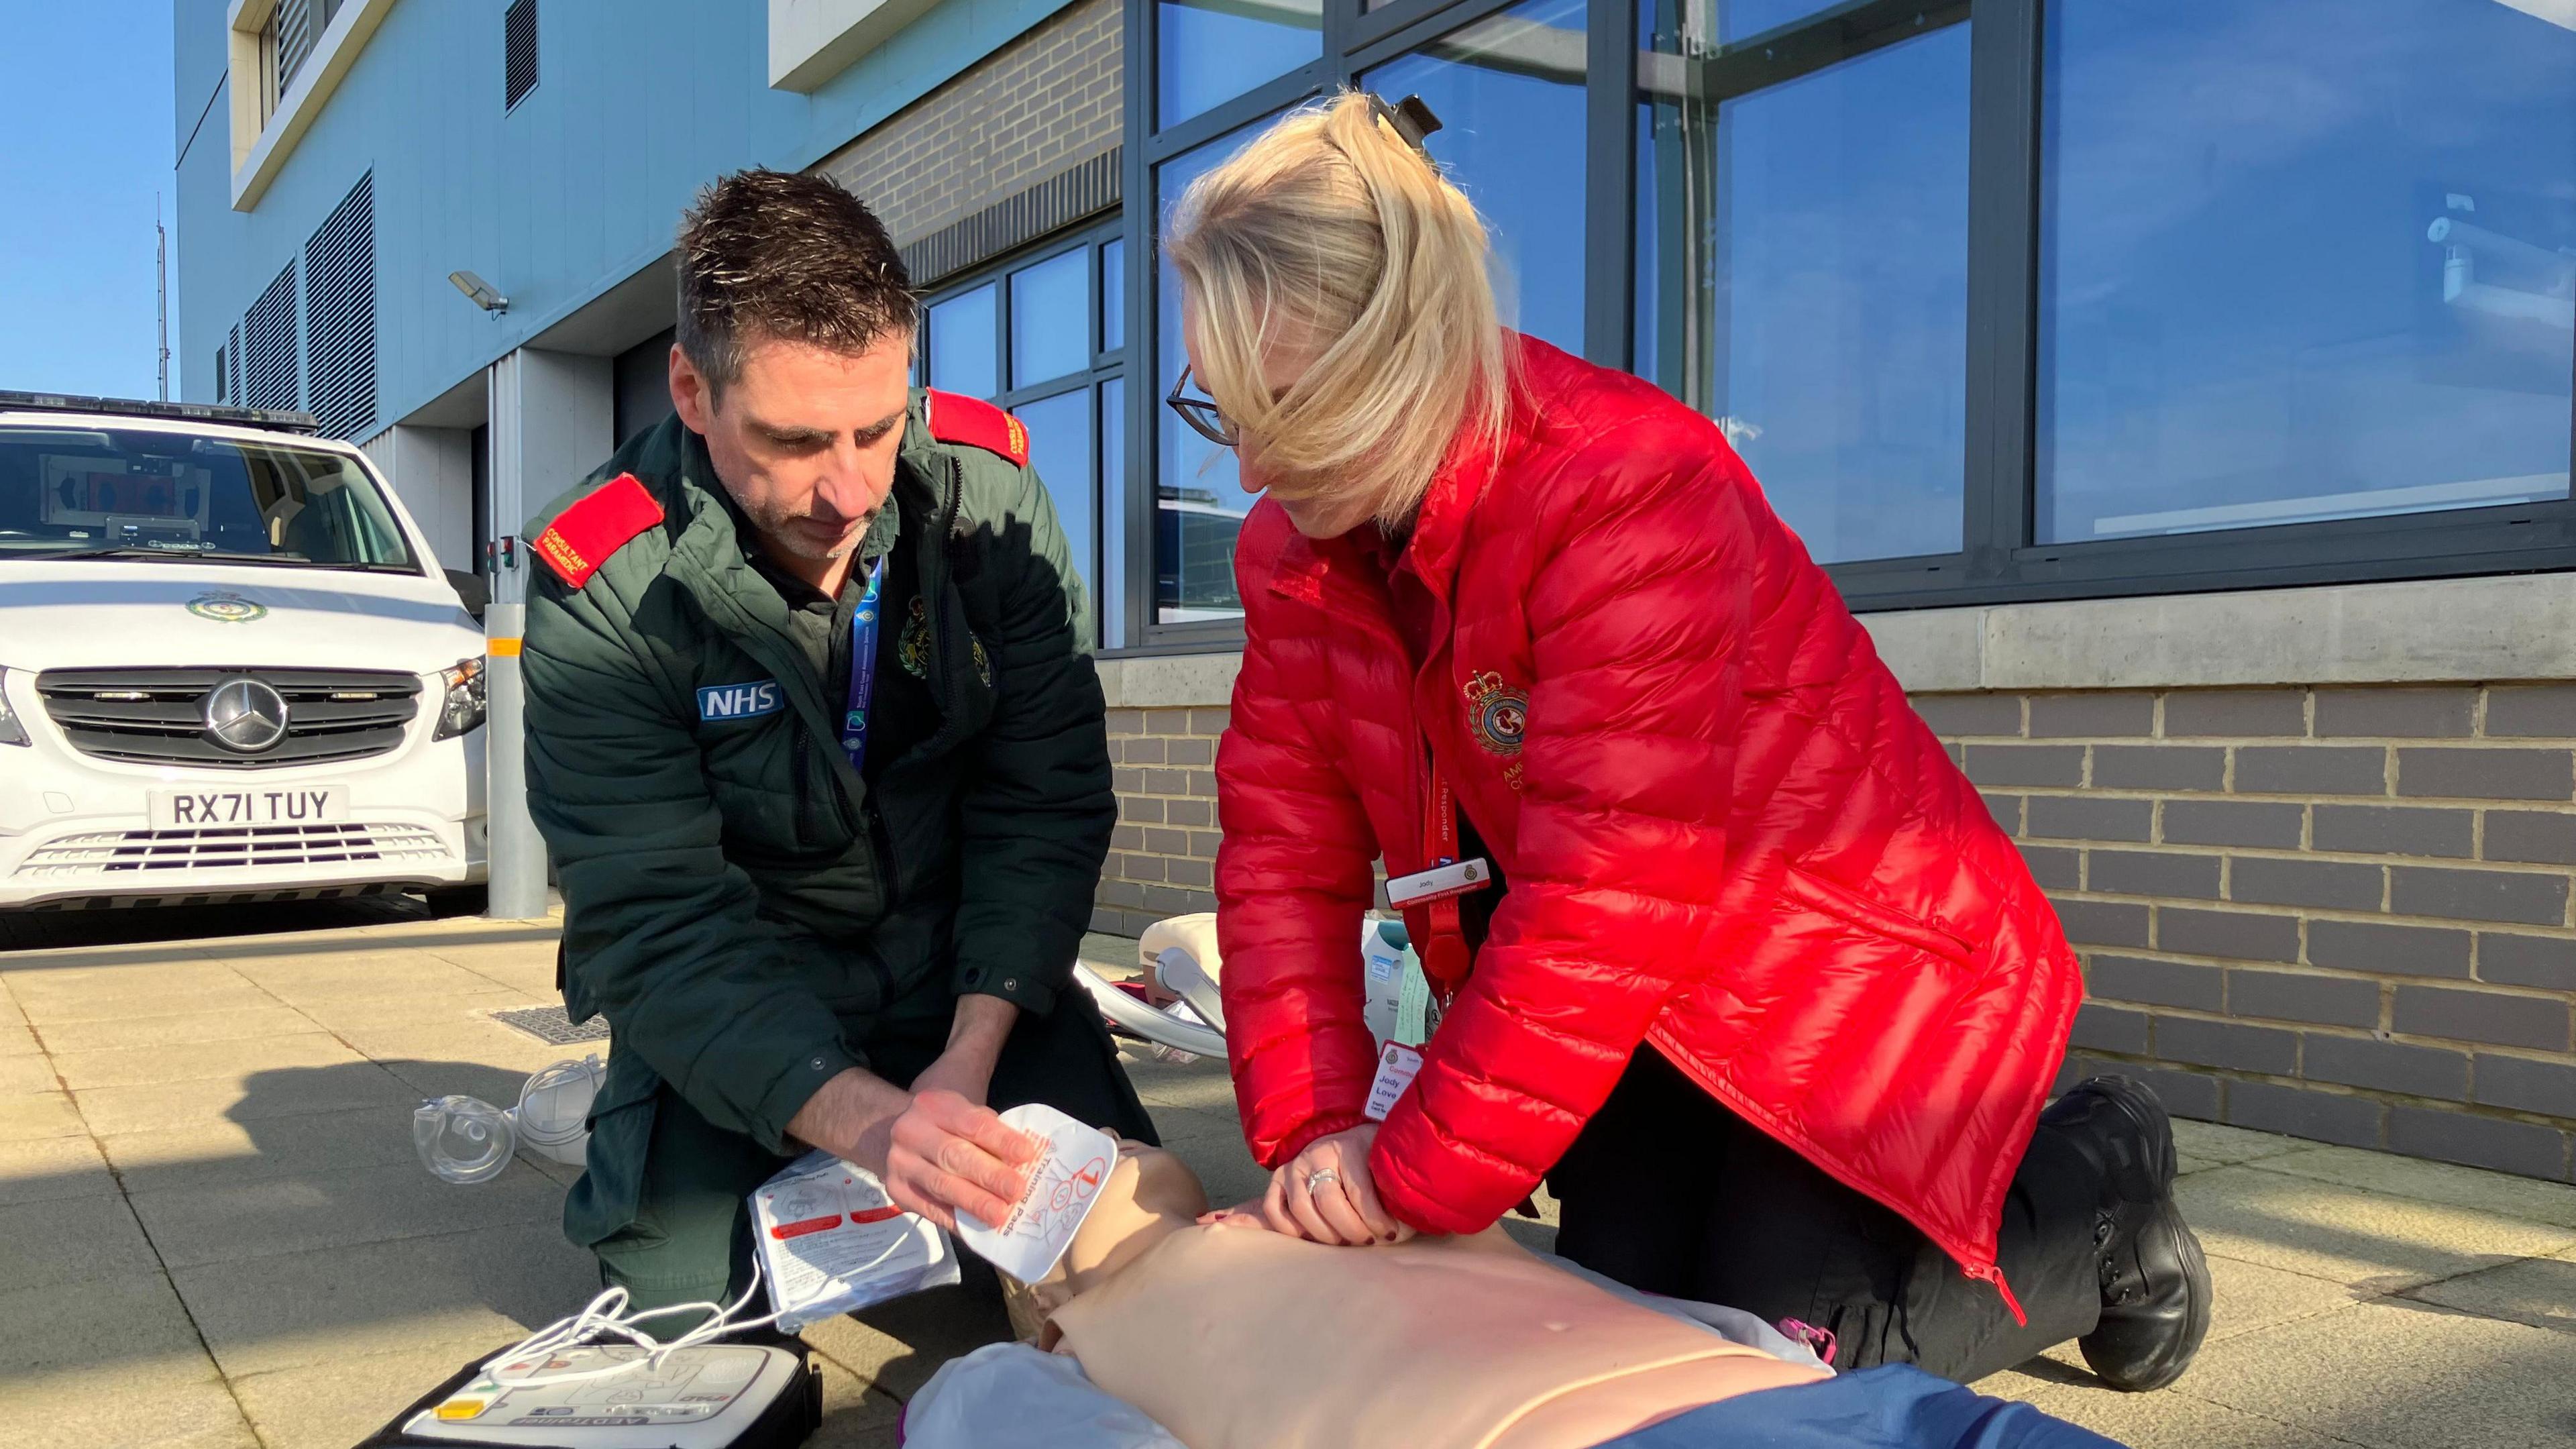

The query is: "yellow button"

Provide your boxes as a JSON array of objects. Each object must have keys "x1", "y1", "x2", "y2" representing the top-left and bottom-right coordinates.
[{"x1": 433, "y1": 1399, "x2": 490, "y2": 1421}]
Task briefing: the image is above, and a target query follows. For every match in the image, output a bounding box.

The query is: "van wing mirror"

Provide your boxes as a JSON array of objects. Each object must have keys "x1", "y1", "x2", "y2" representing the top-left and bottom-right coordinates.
[{"x1": 445, "y1": 568, "x2": 490, "y2": 621}]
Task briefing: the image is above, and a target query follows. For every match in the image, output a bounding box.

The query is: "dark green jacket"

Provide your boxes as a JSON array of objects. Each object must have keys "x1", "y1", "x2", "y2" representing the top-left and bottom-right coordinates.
[{"x1": 522, "y1": 400, "x2": 1111, "y2": 1163}]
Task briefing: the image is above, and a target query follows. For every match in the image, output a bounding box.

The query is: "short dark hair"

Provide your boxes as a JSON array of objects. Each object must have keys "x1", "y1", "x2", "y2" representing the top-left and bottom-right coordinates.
[{"x1": 675, "y1": 169, "x2": 916, "y2": 400}]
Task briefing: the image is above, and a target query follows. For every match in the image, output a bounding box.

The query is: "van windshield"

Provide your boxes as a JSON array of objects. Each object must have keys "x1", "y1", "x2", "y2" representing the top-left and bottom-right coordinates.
[{"x1": 0, "y1": 425, "x2": 419, "y2": 573}]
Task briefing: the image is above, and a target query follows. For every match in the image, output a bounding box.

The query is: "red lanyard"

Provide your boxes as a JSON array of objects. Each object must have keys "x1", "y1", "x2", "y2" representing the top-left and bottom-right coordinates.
[{"x1": 1407, "y1": 766, "x2": 1474, "y2": 1010}]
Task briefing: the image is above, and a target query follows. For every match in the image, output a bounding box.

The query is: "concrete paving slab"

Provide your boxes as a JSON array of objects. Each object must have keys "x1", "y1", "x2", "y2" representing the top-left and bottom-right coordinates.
[
  {"x1": 12, "y1": 983, "x2": 282, "y2": 1026},
  {"x1": 5, "y1": 962, "x2": 251, "y2": 1002},
  {"x1": 2171, "y1": 1119, "x2": 2305, "y2": 1167},
  {"x1": 0, "y1": 1089, "x2": 85, "y2": 1140},
  {"x1": 0, "y1": 1130, "x2": 116, "y2": 1205},
  {"x1": 335, "y1": 1020, "x2": 570, "y2": 1075},
  {"x1": 0, "y1": 1020, "x2": 44, "y2": 1056},
  {"x1": 0, "y1": 1051, "x2": 61, "y2": 1093},
  {"x1": 812, "y1": 1360, "x2": 907, "y2": 1449},
  {"x1": 50, "y1": 1031, "x2": 366, "y2": 1091},
  {"x1": 286, "y1": 989, "x2": 541, "y2": 1035},
  {"x1": 229, "y1": 957, "x2": 506, "y2": 1002},
  {"x1": 34, "y1": 1004, "x2": 318, "y2": 1055},
  {"x1": 2404, "y1": 1254, "x2": 2576, "y2": 1337},
  {"x1": 2183, "y1": 1297, "x2": 2576, "y2": 1448},
  {"x1": 72, "y1": 1059, "x2": 419, "y2": 1136},
  {"x1": 171, "y1": 1222, "x2": 600, "y2": 1377},
  {"x1": 2253, "y1": 1144, "x2": 2576, "y2": 1231},
  {"x1": 0, "y1": 1193, "x2": 160, "y2": 1290},
  {"x1": 2174, "y1": 1163, "x2": 2576, "y2": 1294},
  {"x1": 2202, "y1": 1251, "x2": 2369, "y2": 1346},
  {"x1": 1115, "y1": 1048, "x2": 1240, "y2": 1114},
  {"x1": 1998, "y1": 1383, "x2": 2357, "y2": 1449},
  {"x1": 130, "y1": 1157, "x2": 564, "y2": 1270},
  {"x1": 0, "y1": 951, "x2": 228, "y2": 985},
  {"x1": 229, "y1": 1334, "x2": 508, "y2": 1449},
  {"x1": 99, "y1": 1104, "x2": 423, "y2": 1193},
  {"x1": 15, "y1": 1375, "x2": 258, "y2": 1449}
]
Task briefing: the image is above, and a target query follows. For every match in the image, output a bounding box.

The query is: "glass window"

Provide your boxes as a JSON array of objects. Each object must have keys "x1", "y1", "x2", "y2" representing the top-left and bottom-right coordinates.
[
  {"x1": 1019, "y1": 388, "x2": 1097, "y2": 601},
  {"x1": 1011, "y1": 250, "x2": 1091, "y2": 388},
  {"x1": 1362, "y1": 0, "x2": 1591, "y2": 356},
  {"x1": 1099, "y1": 376, "x2": 1128, "y2": 644},
  {"x1": 1159, "y1": 0, "x2": 1322, "y2": 129},
  {"x1": 1155, "y1": 122, "x2": 1274, "y2": 623},
  {"x1": 2038, "y1": 0, "x2": 2576, "y2": 543},
  {"x1": 1640, "y1": 0, "x2": 1847, "y2": 47},
  {"x1": 1637, "y1": 22, "x2": 1970, "y2": 563},
  {"x1": 1101, "y1": 239, "x2": 1126, "y2": 354},
  {"x1": 0, "y1": 426, "x2": 417, "y2": 572},
  {"x1": 928, "y1": 284, "x2": 999, "y2": 399}
]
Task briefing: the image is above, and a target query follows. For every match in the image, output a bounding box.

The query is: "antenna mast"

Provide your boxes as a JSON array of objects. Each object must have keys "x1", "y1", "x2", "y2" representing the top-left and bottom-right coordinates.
[{"x1": 155, "y1": 194, "x2": 171, "y2": 402}]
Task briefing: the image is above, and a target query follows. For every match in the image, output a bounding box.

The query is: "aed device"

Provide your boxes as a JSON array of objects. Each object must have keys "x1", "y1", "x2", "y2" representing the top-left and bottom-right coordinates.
[{"x1": 357, "y1": 1342, "x2": 820, "y2": 1449}]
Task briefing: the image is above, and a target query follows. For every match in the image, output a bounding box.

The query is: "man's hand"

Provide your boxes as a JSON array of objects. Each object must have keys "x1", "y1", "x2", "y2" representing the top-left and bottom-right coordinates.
[
  {"x1": 883, "y1": 1089, "x2": 1040, "y2": 1232},
  {"x1": 1263, "y1": 1124, "x2": 1413, "y2": 1246}
]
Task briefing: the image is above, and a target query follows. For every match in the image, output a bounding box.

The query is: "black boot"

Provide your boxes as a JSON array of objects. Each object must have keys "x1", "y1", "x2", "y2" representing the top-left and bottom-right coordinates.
[{"x1": 2040, "y1": 1076, "x2": 2212, "y2": 1391}]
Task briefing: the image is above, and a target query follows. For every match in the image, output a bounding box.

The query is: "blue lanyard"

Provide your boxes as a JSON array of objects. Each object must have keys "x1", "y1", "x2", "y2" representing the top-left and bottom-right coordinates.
[{"x1": 839, "y1": 557, "x2": 888, "y2": 769}]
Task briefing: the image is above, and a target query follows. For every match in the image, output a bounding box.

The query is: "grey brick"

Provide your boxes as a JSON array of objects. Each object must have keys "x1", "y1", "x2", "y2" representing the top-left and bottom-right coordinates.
[
  {"x1": 2136, "y1": 1067, "x2": 2225, "y2": 1120},
  {"x1": 2071, "y1": 1003, "x2": 2151, "y2": 1055},
  {"x1": 2051, "y1": 898, "x2": 2150, "y2": 948},
  {"x1": 1144, "y1": 708, "x2": 1189, "y2": 735},
  {"x1": 2308, "y1": 920, "x2": 2473, "y2": 980},
  {"x1": 2027, "y1": 797, "x2": 2154, "y2": 843},
  {"x1": 1123, "y1": 736, "x2": 1169, "y2": 764},
  {"x1": 1188, "y1": 707, "x2": 1231, "y2": 736},
  {"x1": 2229, "y1": 857, "x2": 2384, "y2": 912},
  {"x1": 2304, "y1": 1035, "x2": 2468, "y2": 1101},
  {"x1": 1112, "y1": 766, "x2": 1146, "y2": 794},
  {"x1": 2389, "y1": 865, "x2": 2570, "y2": 926},
  {"x1": 1097, "y1": 878, "x2": 1146, "y2": 910},
  {"x1": 1188, "y1": 830, "x2": 1224, "y2": 859},
  {"x1": 2029, "y1": 693, "x2": 2155, "y2": 738},
  {"x1": 2018, "y1": 845, "x2": 2080, "y2": 892},
  {"x1": 2158, "y1": 907, "x2": 2301, "y2": 963},
  {"x1": 1119, "y1": 795, "x2": 1165, "y2": 824},
  {"x1": 2092, "y1": 745, "x2": 2226, "y2": 793},
  {"x1": 1106, "y1": 708, "x2": 1146, "y2": 736},
  {"x1": 2474, "y1": 1055, "x2": 2576, "y2": 1118},
  {"x1": 2310, "y1": 805, "x2": 2476, "y2": 861},
  {"x1": 2394, "y1": 985, "x2": 2572, "y2": 1051},
  {"x1": 1140, "y1": 767, "x2": 1192, "y2": 796},
  {"x1": 1120, "y1": 853, "x2": 1165, "y2": 882},
  {"x1": 2229, "y1": 969, "x2": 2381, "y2": 1028},
  {"x1": 2163, "y1": 800, "x2": 2304, "y2": 849},
  {"x1": 2313, "y1": 688, "x2": 2478, "y2": 739},
  {"x1": 1185, "y1": 770, "x2": 1219, "y2": 798},
  {"x1": 2482, "y1": 810, "x2": 2576, "y2": 866},
  {"x1": 2398, "y1": 748, "x2": 2576, "y2": 803},
  {"x1": 1167, "y1": 737, "x2": 1215, "y2": 766},
  {"x1": 1167, "y1": 858, "x2": 1213, "y2": 888},
  {"x1": 2483, "y1": 685, "x2": 2576, "y2": 739},
  {"x1": 1167, "y1": 798, "x2": 1214, "y2": 828},
  {"x1": 2225, "y1": 1081, "x2": 2385, "y2": 1148},
  {"x1": 2054, "y1": 1053, "x2": 2116, "y2": 1096},
  {"x1": 1964, "y1": 745, "x2": 2085, "y2": 788},
  {"x1": 2389, "y1": 1108, "x2": 2571, "y2": 1181},
  {"x1": 1911, "y1": 694, "x2": 2022, "y2": 738},
  {"x1": 2088, "y1": 850, "x2": 2222, "y2": 900},
  {"x1": 1980, "y1": 792, "x2": 2025, "y2": 834},
  {"x1": 1088, "y1": 905, "x2": 1128, "y2": 935},
  {"x1": 2087, "y1": 955, "x2": 2224, "y2": 1012},
  {"x1": 2235, "y1": 746, "x2": 2388, "y2": 797},
  {"x1": 2479, "y1": 933, "x2": 2576, "y2": 991},
  {"x1": 2156, "y1": 1015, "x2": 2300, "y2": 1075},
  {"x1": 1110, "y1": 824, "x2": 1144, "y2": 851},
  {"x1": 2165, "y1": 690, "x2": 2306, "y2": 738}
]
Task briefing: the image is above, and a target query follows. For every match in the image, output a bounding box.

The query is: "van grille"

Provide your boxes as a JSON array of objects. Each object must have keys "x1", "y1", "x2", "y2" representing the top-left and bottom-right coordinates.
[
  {"x1": 36, "y1": 667, "x2": 421, "y2": 768},
  {"x1": 17, "y1": 823, "x2": 449, "y2": 877}
]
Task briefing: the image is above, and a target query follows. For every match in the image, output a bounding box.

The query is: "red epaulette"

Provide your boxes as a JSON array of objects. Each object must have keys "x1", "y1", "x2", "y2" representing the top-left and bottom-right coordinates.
[
  {"x1": 533, "y1": 473, "x2": 665, "y2": 588},
  {"x1": 925, "y1": 390, "x2": 1030, "y2": 468}
]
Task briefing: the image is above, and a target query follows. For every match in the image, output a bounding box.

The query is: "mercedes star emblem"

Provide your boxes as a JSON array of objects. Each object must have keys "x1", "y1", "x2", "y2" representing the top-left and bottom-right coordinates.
[{"x1": 204, "y1": 678, "x2": 290, "y2": 753}]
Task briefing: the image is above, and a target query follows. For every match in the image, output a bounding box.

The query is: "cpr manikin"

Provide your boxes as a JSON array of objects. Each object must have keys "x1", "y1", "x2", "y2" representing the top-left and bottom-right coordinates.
[{"x1": 1026, "y1": 1144, "x2": 1827, "y2": 1449}]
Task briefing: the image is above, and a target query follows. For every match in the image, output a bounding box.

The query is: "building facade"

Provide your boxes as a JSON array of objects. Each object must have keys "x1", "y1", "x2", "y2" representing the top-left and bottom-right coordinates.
[{"x1": 175, "y1": 0, "x2": 2576, "y2": 1180}]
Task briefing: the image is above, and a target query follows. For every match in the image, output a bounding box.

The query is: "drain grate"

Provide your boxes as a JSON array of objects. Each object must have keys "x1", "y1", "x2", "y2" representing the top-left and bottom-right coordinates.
[{"x1": 491, "y1": 1005, "x2": 610, "y2": 1045}]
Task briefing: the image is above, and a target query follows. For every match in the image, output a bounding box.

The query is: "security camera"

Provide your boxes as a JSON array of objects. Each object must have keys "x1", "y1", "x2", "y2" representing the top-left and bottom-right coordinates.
[{"x1": 447, "y1": 270, "x2": 509, "y2": 313}]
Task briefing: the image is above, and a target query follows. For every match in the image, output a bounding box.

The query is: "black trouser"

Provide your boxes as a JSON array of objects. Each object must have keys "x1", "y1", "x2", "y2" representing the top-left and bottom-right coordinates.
[
  {"x1": 1550, "y1": 1046, "x2": 2104, "y2": 1385},
  {"x1": 590, "y1": 997, "x2": 1158, "y2": 1316}
]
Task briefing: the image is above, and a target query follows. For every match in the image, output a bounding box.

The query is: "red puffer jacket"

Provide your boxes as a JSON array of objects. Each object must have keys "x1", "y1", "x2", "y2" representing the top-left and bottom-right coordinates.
[{"x1": 1214, "y1": 335, "x2": 2080, "y2": 1307}]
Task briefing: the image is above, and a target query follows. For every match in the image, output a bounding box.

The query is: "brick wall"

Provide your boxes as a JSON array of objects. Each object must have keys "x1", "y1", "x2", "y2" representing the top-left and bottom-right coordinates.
[
  {"x1": 1094, "y1": 706, "x2": 1228, "y2": 938},
  {"x1": 1923, "y1": 684, "x2": 2576, "y2": 1182},
  {"x1": 811, "y1": 0, "x2": 1122, "y2": 254}
]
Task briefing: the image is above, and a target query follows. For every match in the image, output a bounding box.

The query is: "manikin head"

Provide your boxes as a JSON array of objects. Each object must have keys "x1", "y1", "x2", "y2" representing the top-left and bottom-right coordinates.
[{"x1": 667, "y1": 169, "x2": 917, "y2": 580}]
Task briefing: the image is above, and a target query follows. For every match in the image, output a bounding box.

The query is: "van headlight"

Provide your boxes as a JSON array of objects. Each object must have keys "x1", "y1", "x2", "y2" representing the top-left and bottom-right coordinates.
[
  {"x1": 433, "y1": 657, "x2": 487, "y2": 740},
  {"x1": 0, "y1": 667, "x2": 28, "y2": 747}
]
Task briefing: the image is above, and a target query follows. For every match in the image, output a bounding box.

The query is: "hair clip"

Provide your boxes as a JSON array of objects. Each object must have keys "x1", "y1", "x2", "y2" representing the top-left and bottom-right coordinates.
[{"x1": 1365, "y1": 93, "x2": 1443, "y2": 160}]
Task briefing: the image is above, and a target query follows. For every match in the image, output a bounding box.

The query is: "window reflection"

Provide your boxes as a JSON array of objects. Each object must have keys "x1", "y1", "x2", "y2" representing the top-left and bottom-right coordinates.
[
  {"x1": 1154, "y1": 121, "x2": 1273, "y2": 623},
  {"x1": 1020, "y1": 388, "x2": 1096, "y2": 602},
  {"x1": 1637, "y1": 18, "x2": 1970, "y2": 563},
  {"x1": 1102, "y1": 239, "x2": 1126, "y2": 354},
  {"x1": 1363, "y1": 0, "x2": 1590, "y2": 357},
  {"x1": 928, "y1": 284, "x2": 998, "y2": 400},
  {"x1": 1011, "y1": 249, "x2": 1091, "y2": 388},
  {"x1": 2039, "y1": 0, "x2": 2576, "y2": 543},
  {"x1": 1158, "y1": 0, "x2": 1321, "y2": 128}
]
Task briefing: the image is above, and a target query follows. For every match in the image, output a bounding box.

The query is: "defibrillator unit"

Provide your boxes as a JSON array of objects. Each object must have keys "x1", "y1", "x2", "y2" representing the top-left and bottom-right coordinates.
[{"x1": 358, "y1": 1342, "x2": 820, "y2": 1449}]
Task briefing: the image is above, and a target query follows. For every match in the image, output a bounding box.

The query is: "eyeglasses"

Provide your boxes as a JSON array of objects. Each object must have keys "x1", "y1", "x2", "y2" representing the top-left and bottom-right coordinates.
[{"x1": 1166, "y1": 364, "x2": 1238, "y2": 448}]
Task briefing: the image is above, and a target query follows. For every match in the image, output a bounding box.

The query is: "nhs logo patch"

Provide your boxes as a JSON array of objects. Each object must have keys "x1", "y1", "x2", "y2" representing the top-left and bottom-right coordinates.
[{"x1": 697, "y1": 680, "x2": 783, "y2": 722}]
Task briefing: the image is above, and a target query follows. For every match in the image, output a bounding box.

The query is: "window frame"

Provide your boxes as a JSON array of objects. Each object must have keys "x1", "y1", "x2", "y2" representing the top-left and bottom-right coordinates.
[{"x1": 1114, "y1": 0, "x2": 2576, "y2": 652}]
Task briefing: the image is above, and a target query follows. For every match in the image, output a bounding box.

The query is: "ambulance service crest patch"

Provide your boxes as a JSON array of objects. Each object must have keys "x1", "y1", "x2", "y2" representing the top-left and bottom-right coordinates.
[
  {"x1": 899, "y1": 598, "x2": 932, "y2": 679},
  {"x1": 1464, "y1": 670, "x2": 1528, "y2": 757}
]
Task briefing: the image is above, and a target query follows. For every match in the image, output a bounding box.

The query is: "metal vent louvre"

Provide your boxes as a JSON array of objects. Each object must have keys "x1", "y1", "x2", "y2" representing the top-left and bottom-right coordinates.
[
  {"x1": 275, "y1": 0, "x2": 316, "y2": 95},
  {"x1": 19, "y1": 822, "x2": 447, "y2": 877},
  {"x1": 304, "y1": 174, "x2": 377, "y2": 440},
  {"x1": 504, "y1": 0, "x2": 539, "y2": 110},
  {"x1": 37, "y1": 667, "x2": 421, "y2": 769},
  {"x1": 243, "y1": 263, "x2": 301, "y2": 414}
]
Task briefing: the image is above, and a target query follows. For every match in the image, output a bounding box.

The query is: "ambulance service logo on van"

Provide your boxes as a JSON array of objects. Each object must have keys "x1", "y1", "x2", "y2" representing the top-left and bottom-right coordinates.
[{"x1": 186, "y1": 592, "x2": 268, "y2": 623}]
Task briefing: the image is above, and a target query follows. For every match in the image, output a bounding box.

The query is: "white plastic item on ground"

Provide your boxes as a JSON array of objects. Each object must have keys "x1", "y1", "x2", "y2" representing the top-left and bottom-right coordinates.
[
  {"x1": 750, "y1": 1151, "x2": 961, "y2": 1330},
  {"x1": 954, "y1": 1103, "x2": 1120, "y2": 1284},
  {"x1": 414, "y1": 1055, "x2": 605, "y2": 1181},
  {"x1": 903, "y1": 1343, "x2": 1185, "y2": 1449},
  {"x1": 513, "y1": 1053, "x2": 602, "y2": 1165}
]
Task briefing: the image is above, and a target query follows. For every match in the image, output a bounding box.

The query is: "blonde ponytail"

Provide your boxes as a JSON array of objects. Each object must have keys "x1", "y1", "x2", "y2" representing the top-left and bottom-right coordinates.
[{"x1": 1165, "y1": 91, "x2": 1511, "y2": 529}]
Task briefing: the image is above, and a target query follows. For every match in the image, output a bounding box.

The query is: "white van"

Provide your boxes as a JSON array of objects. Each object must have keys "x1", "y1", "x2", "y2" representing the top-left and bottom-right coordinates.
[{"x1": 0, "y1": 392, "x2": 488, "y2": 912}]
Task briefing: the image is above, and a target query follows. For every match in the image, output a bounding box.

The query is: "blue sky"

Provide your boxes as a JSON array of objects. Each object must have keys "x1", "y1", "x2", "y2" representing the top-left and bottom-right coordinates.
[{"x1": 0, "y1": 2, "x2": 176, "y2": 398}]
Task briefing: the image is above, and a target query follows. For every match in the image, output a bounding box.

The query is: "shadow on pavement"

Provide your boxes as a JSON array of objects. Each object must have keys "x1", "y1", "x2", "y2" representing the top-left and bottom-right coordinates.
[{"x1": 0, "y1": 890, "x2": 437, "y2": 953}]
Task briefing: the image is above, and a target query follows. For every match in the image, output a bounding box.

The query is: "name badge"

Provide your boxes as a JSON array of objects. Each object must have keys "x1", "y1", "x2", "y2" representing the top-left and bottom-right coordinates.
[
  {"x1": 1385, "y1": 857, "x2": 1493, "y2": 909},
  {"x1": 1365, "y1": 1042, "x2": 1424, "y2": 1122},
  {"x1": 697, "y1": 680, "x2": 782, "y2": 722}
]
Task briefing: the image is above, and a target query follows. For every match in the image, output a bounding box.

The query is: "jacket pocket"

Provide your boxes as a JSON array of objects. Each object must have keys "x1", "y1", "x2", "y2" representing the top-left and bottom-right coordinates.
[{"x1": 1782, "y1": 864, "x2": 1976, "y2": 967}]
